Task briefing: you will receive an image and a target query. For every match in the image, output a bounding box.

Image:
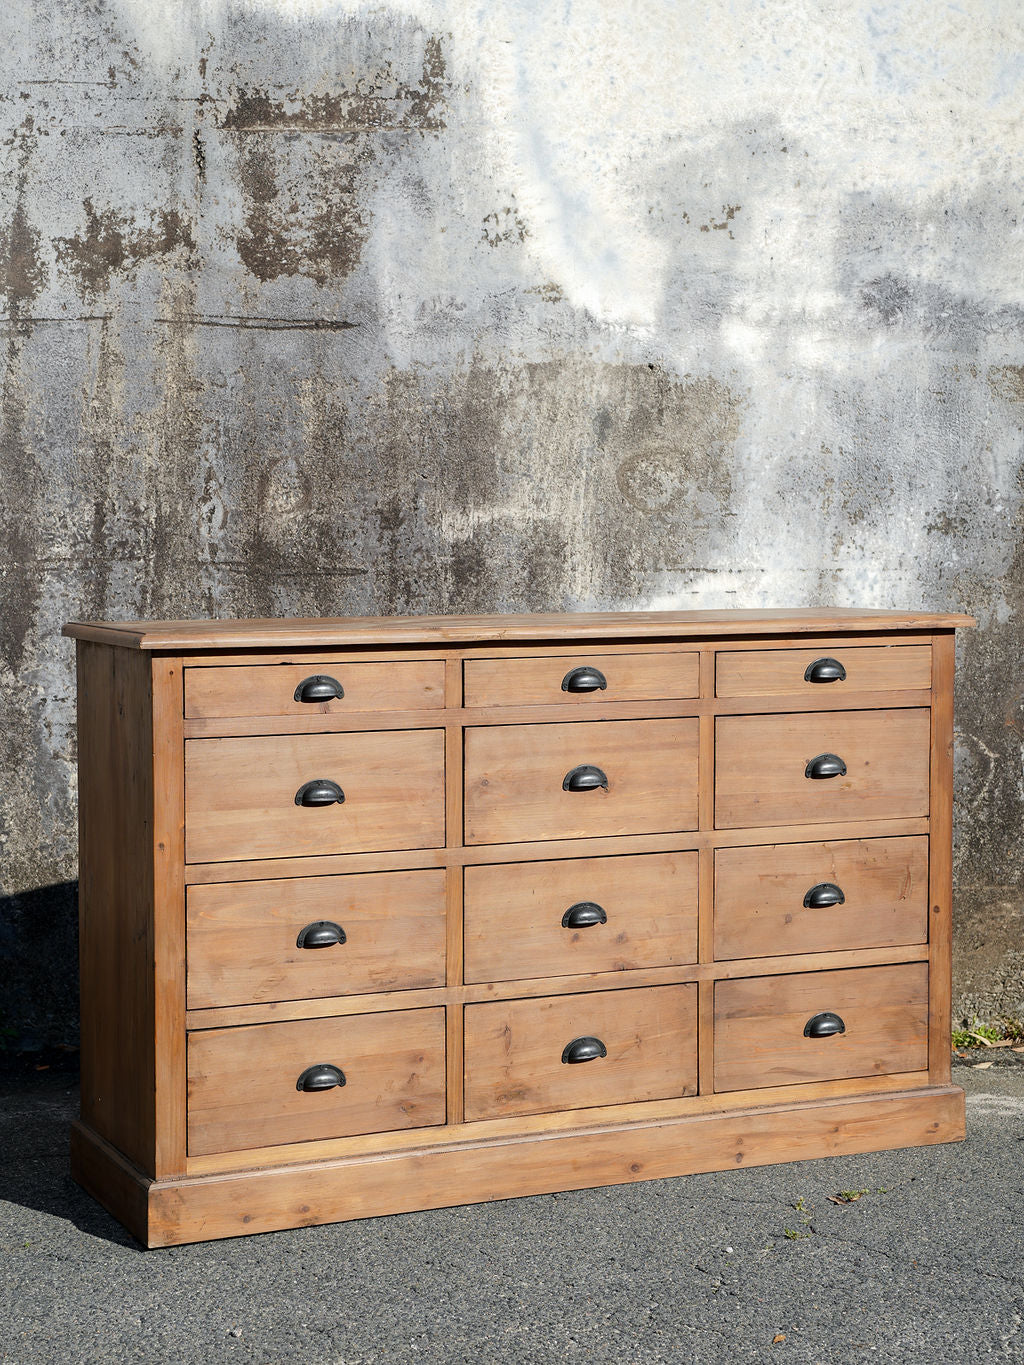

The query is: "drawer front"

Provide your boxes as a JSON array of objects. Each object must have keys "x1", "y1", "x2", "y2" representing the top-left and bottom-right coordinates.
[
  {"x1": 714, "y1": 709, "x2": 931, "y2": 829},
  {"x1": 464, "y1": 718, "x2": 699, "y2": 845},
  {"x1": 185, "y1": 730, "x2": 445, "y2": 863},
  {"x1": 464, "y1": 985, "x2": 697, "y2": 1120},
  {"x1": 714, "y1": 962, "x2": 929, "y2": 1092},
  {"x1": 187, "y1": 1008, "x2": 446, "y2": 1155},
  {"x1": 714, "y1": 836, "x2": 929, "y2": 960},
  {"x1": 187, "y1": 869, "x2": 447, "y2": 1009},
  {"x1": 715, "y1": 644, "x2": 931, "y2": 697},
  {"x1": 185, "y1": 659, "x2": 445, "y2": 718},
  {"x1": 464, "y1": 651, "x2": 699, "y2": 708},
  {"x1": 464, "y1": 852, "x2": 698, "y2": 984}
]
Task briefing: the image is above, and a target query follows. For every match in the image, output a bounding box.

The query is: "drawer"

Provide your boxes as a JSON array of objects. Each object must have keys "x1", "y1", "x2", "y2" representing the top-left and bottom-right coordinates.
[
  {"x1": 464, "y1": 852, "x2": 698, "y2": 984},
  {"x1": 186, "y1": 869, "x2": 447, "y2": 1008},
  {"x1": 464, "y1": 651, "x2": 699, "y2": 708},
  {"x1": 187, "y1": 1007, "x2": 446, "y2": 1155},
  {"x1": 185, "y1": 659, "x2": 444, "y2": 718},
  {"x1": 464, "y1": 984, "x2": 697, "y2": 1120},
  {"x1": 714, "y1": 709, "x2": 930, "y2": 829},
  {"x1": 184, "y1": 730, "x2": 445, "y2": 863},
  {"x1": 464, "y1": 718, "x2": 699, "y2": 845},
  {"x1": 713, "y1": 962, "x2": 929, "y2": 1092},
  {"x1": 715, "y1": 645, "x2": 931, "y2": 697},
  {"x1": 714, "y1": 836, "x2": 929, "y2": 960}
]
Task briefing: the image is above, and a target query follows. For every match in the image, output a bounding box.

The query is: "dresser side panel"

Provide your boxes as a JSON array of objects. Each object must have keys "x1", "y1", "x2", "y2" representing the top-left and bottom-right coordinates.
[
  {"x1": 928, "y1": 632, "x2": 956, "y2": 1084},
  {"x1": 77, "y1": 642, "x2": 158, "y2": 1173},
  {"x1": 152, "y1": 657, "x2": 187, "y2": 1176}
]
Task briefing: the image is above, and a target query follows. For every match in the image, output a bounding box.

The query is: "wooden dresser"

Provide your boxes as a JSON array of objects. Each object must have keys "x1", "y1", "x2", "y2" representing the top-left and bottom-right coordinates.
[{"x1": 63, "y1": 609, "x2": 973, "y2": 1247}]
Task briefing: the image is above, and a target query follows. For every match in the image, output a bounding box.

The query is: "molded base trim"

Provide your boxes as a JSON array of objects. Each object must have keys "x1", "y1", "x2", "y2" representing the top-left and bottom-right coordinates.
[{"x1": 71, "y1": 1086, "x2": 965, "y2": 1248}]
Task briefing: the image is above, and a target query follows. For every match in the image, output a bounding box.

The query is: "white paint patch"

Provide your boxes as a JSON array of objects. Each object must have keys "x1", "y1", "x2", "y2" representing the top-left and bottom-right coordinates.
[{"x1": 965, "y1": 1091, "x2": 1024, "y2": 1118}]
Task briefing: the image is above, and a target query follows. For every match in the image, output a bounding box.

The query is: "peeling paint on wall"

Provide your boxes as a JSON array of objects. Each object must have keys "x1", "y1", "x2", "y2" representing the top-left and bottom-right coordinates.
[{"x1": 1, "y1": 0, "x2": 1023, "y2": 1048}]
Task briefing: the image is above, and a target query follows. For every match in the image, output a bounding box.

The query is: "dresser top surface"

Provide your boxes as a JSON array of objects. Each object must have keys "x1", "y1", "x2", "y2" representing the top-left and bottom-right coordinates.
[{"x1": 63, "y1": 607, "x2": 974, "y2": 651}]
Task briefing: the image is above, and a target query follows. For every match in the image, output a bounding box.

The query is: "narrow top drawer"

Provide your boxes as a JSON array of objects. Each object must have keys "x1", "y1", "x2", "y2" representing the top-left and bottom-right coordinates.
[
  {"x1": 464, "y1": 651, "x2": 699, "y2": 708},
  {"x1": 185, "y1": 660, "x2": 445, "y2": 719},
  {"x1": 715, "y1": 645, "x2": 931, "y2": 697}
]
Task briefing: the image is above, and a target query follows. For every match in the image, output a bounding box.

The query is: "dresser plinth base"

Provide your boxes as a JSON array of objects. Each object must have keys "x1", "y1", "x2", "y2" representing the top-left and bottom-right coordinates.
[{"x1": 71, "y1": 1086, "x2": 965, "y2": 1249}]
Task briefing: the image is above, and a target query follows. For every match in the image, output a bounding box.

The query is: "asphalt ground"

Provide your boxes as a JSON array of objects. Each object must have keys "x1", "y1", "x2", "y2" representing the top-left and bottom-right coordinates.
[{"x1": 1, "y1": 1057, "x2": 1021, "y2": 1365}]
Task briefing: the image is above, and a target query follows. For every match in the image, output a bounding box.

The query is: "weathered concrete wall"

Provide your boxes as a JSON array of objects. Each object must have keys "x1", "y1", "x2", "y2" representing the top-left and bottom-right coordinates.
[{"x1": 1, "y1": 1, "x2": 1022, "y2": 1048}]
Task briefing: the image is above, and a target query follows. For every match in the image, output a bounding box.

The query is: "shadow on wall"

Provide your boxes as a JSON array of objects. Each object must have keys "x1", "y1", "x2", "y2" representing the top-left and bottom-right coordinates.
[{"x1": 0, "y1": 883, "x2": 79, "y2": 1054}]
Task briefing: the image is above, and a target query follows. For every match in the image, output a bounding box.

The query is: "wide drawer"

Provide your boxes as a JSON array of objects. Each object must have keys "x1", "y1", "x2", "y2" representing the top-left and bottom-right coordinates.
[
  {"x1": 464, "y1": 718, "x2": 699, "y2": 845},
  {"x1": 464, "y1": 984, "x2": 697, "y2": 1120},
  {"x1": 185, "y1": 659, "x2": 445, "y2": 718},
  {"x1": 186, "y1": 869, "x2": 447, "y2": 1008},
  {"x1": 714, "y1": 709, "x2": 931, "y2": 829},
  {"x1": 464, "y1": 852, "x2": 698, "y2": 984},
  {"x1": 714, "y1": 836, "x2": 929, "y2": 960},
  {"x1": 715, "y1": 644, "x2": 931, "y2": 697},
  {"x1": 187, "y1": 1007, "x2": 446, "y2": 1155},
  {"x1": 464, "y1": 651, "x2": 699, "y2": 708},
  {"x1": 713, "y1": 962, "x2": 929, "y2": 1092},
  {"x1": 184, "y1": 730, "x2": 445, "y2": 863}
]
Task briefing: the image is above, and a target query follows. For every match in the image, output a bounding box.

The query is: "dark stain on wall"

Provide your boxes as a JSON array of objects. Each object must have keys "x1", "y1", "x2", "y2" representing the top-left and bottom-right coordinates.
[
  {"x1": 234, "y1": 135, "x2": 368, "y2": 285},
  {"x1": 987, "y1": 365, "x2": 1024, "y2": 404},
  {"x1": 1, "y1": 195, "x2": 47, "y2": 310},
  {"x1": 219, "y1": 34, "x2": 448, "y2": 132},
  {"x1": 54, "y1": 200, "x2": 195, "y2": 298}
]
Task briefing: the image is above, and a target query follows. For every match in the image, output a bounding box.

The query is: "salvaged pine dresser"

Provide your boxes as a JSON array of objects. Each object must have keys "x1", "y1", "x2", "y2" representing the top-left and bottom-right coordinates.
[{"x1": 63, "y1": 608, "x2": 973, "y2": 1247}]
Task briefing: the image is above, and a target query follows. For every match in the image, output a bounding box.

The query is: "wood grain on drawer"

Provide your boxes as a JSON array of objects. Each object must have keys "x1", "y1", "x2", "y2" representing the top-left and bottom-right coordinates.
[
  {"x1": 184, "y1": 730, "x2": 445, "y2": 863},
  {"x1": 187, "y1": 1008, "x2": 446, "y2": 1155},
  {"x1": 185, "y1": 660, "x2": 445, "y2": 718},
  {"x1": 464, "y1": 985, "x2": 697, "y2": 1120},
  {"x1": 714, "y1": 836, "x2": 929, "y2": 960},
  {"x1": 464, "y1": 719, "x2": 699, "y2": 845},
  {"x1": 714, "y1": 709, "x2": 930, "y2": 829},
  {"x1": 187, "y1": 870, "x2": 446, "y2": 1009},
  {"x1": 714, "y1": 962, "x2": 929, "y2": 1092},
  {"x1": 464, "y1": 652, "x2": 699, "y2": 708},
  {"x1": 464, "y1": 852, "x2": 698, "y2": 983},
  {"x1": 716, "y1": 645, "x2": 931, "y2": 697}
]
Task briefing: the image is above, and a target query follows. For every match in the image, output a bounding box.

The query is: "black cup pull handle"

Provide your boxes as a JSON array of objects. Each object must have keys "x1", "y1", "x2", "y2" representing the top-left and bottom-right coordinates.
[
  {"x1": 802, "y1": 882, "x2": 846, "y2": 909},
  {"x1": 803, "y1": 1012, "x2": 846, "y2": 1039},
  {"x1": 296, "y1": 1063, "x2": 347, "y2": 1092},
  {"x1": 562, "y1": 764, "x2": 609, "y2": 792},
  {"x1": 294, "y1": 674, "x2": 345, "y2": 703},
  {"x1": 561, "y1": 901, "x2": 608, "y2": 929},
  {"x1": 562, "y1": 665, "x2": 608, "y2": 693},
  {"x1": 561, "y1": 1036, "x2": 608, "y2": 1064},
  {"x1": 804, "y1": 657, "x2": 847, "y2": 684},
  {"x1": 296, "y1": 920, "x2": 347, "y2": 949},
  {"x1": 805, "y1": 753, "x2": 847, "y2": 780},
  {"x1": 295, "y1": 779, "x2": 345, "y2": 807}
]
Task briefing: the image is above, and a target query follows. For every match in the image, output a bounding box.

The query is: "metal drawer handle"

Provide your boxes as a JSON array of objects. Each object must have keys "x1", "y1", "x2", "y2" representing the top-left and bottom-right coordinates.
[
  {"x1": 804, "y1": 657, "x2": 847, "y2": 684},
  {"x1": 562, "y1": 764, "x2": 609, "y2": 792},
  {"x1": 561, "y1": 1036, "x2": 608, "y2": 1064},
  {"x1": 294, "y1": 674, "x2": 345, "y2": 703},
  {"x1": 562, "y1": 665, "x2": 608, "y2": 693},
  {"x1": 296, "y1": 1063, "x2": 347, "y2": 1091},
  {"x1": 805, "y1": 753, "x2": 847, "y2": 780},
  {"x1": 296, "y1": 920, "x2": 347, "y2": 949},
  {"x1": 803, "y1": 1012, "x2": 846, "y2": 1039},
  {"x1": 294, "y1": 779, "x2": 345, "y2": 807},
  {"x1": 561, "y1": 901, "x2": 608, "y2": 929},
  {"x1": 803, "y1": 883, "x2": 846, "y2": 909}
]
